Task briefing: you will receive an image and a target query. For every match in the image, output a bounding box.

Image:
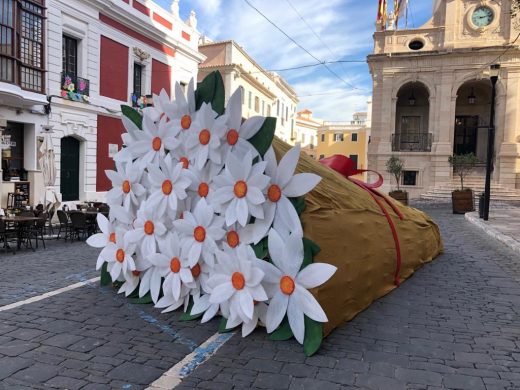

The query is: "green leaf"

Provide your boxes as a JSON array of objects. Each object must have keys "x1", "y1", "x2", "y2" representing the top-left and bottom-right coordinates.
[
  {"x1": 218, "y1": 317, "x2": 238, "y2": 333},
  {"x1": 289, "y1": 197, "x2": 306, "y2": 216},
  {"x1": 303, "y1": 316, "x2": 323, "y2": 357},
  {"x1": 195, "y1": 71, "x2": 225, "y2": 115},
  {"x1": 121, "y1": 105, "x2": 143, "y2": 129},
  {"x1": 252, "y1": 237, "x2": 268, "y2": 259},
  {"x1": 247, "y1": 117, "x2": 276, "y2": 157},
  {"x1": 269, "y1": 316, "x2": 293, "y2": 341},
  {"x1": 100, "y1": 262, "x2": 111, "y2": 286},
  {"x1": 179, "y1": 298, "x2": 204, "y2": 321},
  {"x1": 302, "y1": 237, "x2": 321, "y2": 269},
  {"x1": 129, "y1": 292, "x2": 153, "y2": 304}
]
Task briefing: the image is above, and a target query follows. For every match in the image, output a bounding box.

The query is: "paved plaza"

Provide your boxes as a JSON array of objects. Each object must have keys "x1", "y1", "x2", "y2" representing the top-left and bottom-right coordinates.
[{"x1": 1, "y1": 205, "x2": 520, "y2": 389}]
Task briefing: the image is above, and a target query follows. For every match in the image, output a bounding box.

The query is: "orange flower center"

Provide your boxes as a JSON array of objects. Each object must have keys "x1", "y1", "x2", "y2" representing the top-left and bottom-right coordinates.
[
  {"x1": 162, "y1": 179, "x2": 173, "y2": 195},
  {"x1": 132, "y1": 270, "x2": 141, "y2": 276},
  {"x1": 191, "y1": 263, "x2": 201, "y2": 278},
  {"x1": 144, "y1": 220, "x2": 154, "y2": 235},
  {"x1": 227, "y1": 129, "x2": 239, "y2": 145},
  {"x1": 181, "y1": 114, "x2": 192, "y2": 130},
  {"x1": 180, "y1": 157, "x2": 189, "y2": 169},
  {"x1": 280, "y1": 275, "x2": 295, "y2": 295},
  {"x1": 122, "y1": 180, "x2": 131, "y2": 194},
  {"x1": 226, "y1": 231, "x2": 239, "y2": 248},
  {"x1": 194, "y1": 226, "x2": 206, "y2": 242},
  {"x1": 233, "y1": 180, "x2": 248, "y2": 198},
  {"x1": 152, "y1": 137, "x2": 162, "y2": 151},
  {"x1": 109, "y1": 232, "x2": 116, "y2": 243},
  {"x1": 231, "y1": 271, "x2": 245, "y2": 290},
  {"x1": 116, "y1": 249, "x2": 125, "y2": 263},
  {"x1": 198, "y1": 182, "x2": 209, "y2": 197},
  {"x1": 199, "y1": 129, "x2": 211, "y2": 145},
  {"x1": 267, "y1": 184, "x2": 282, "y2": 202},
  {"x1": 170, "y1": 257, "x2": 181, "y2": 273}
]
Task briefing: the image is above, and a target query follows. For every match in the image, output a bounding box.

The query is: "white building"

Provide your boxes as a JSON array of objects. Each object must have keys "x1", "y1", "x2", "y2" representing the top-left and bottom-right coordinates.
[
  {"x1": 0, "y1": 0, "x2": 203, "y2": 207},
  {"x1": 198, "y1": 39, "x2": 299, "y2": 144},
  {"x1": 294, "y1": 109, "x2": 323, "y2": 159},
  {"x1": 368, "y1": 0, "x2": 520, "y2": 198}
]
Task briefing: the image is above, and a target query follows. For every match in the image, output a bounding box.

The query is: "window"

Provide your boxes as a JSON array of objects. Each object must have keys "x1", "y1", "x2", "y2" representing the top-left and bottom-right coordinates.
[
  {"x1": 319, "y1": 154, "x2": 325, "y2": 160},
  {"x1": 403, "y1": 171, "x2": 418, "y2": 186},
  {"x1": 248, "y1": 92, "x2": 252, "y2": 109},
  {"x1": 285, "y1": 106, "x2": 289, "y2": 121},
  {"x1": 254, "y1": 96, "x2": 260, "y2": 113},
  {"x1": 262, "y1": 100, "x2": 265, "y2": 115},
  {"x1": 321, "y1": 134, "x2": 325, "y2": 142},
  {"x1": 133, "y1": 63, "x2": 143, "y2": 97},
  {"x1": 276, "y1": 100, "x2": 280, "y2": 116},
  {"x1": 351, "y1": 133, "x2": 358, "y2": 142},
  {"x1": 239, "y1": 86, "x2": 245, "y2": 104},
  {"x1": 333, "y1": 133, "x2": 344, "y2": 142},
  {"x1": 349, "y1": 154, "x2": 358, "y2": 170},
  {"x1": 2, "y1": 122, "x2": 24, "y2": 181},
  {"x1": 301, "y1": 134, "x2": 305, "y2": 144},
  {"x1": 267, "y1": 104, "x2": 271, "y2": 116},
  {"x1": 310, "y1": 135, "x2": 315, "y2": 146},
  {"x1": 281, "y1": 103, "x2": 285, "y2": 119},
  {"x1": 62, "y1": 35, "x2": 78, "y2": 78},
  {"x1": 0, "y1": 0, "x2": 45, "y2": 92}
]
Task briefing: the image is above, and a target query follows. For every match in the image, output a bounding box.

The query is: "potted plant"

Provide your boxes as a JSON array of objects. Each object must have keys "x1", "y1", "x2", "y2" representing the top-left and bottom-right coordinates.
[
  {"x1": 448, "y1": 153, "x2": 478, "y2": 214},
  {"x1": 386, "y1": 155, "x2": 408, "y2": 205}
]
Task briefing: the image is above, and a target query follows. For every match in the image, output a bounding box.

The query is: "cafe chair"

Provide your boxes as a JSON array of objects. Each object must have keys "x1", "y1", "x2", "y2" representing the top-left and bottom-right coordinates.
[
  {"x1": 69, "y1": 212, "x2": 91, "y2": 241},
  {"x1": 27, "y1": 213, "x2": 47, "y2": 249},
  {"x1": 0, "y1": 220, "x2": 17, "y2": 254},
  {"x1": 56, "y1": 210, "x2": 72, "y2": 241}
]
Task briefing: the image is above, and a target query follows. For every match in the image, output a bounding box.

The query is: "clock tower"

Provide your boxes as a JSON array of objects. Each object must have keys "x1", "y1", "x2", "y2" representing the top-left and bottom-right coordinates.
[{"x1": 368, "y1": 0, "x2": 520, "y2": 199}]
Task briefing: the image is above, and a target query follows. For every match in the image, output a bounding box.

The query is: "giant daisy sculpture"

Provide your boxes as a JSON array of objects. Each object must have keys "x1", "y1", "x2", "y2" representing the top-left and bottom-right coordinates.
[{"x1": 90, "y1": 71, "x2": 443, "y2": 356}]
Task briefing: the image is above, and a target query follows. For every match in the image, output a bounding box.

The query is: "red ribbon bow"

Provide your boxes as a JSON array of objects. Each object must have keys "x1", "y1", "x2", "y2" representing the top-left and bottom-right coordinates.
[{"x1": 320, "y1": 155, "x2": 403, "y2": 286}]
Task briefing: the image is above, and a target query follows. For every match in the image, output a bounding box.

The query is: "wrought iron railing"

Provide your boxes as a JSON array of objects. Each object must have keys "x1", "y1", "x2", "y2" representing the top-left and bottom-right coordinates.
[
  {"x1": 61, "y1": 73, "x2": 90, "y2": 102},
  {"x1": 391, "y1": 132, "x2": 432, "y2": 152}
]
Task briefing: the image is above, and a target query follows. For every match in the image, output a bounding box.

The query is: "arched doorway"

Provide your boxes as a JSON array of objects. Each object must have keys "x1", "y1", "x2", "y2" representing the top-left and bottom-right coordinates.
[
  {"x1": 394, "y1": 82, "x2": 431, "y2": 151},
  {"x1": 60, "y1": 137, "x2": 80, "y2": 201},
  {"x1": 454, "y1": 80, "x2": 492, "y2": 161}
]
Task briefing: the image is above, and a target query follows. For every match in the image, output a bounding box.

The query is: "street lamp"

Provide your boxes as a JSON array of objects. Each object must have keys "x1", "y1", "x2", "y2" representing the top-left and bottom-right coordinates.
[{"x1": 483, "y1": 64, "x2": 500, "y2": 221}]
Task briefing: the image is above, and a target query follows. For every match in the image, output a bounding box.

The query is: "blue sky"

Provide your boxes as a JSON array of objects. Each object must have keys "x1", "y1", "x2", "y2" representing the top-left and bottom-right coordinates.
[{"x1": 156, "y1": 0, "x2": 434, "y2": 121}]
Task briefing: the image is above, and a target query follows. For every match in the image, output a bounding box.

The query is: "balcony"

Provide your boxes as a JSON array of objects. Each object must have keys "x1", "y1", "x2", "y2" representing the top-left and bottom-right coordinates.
[
  {"x1": 131, "y1": 93, "x2": 154, "y2": 109},
  {"x1": 391, "y1": 132, "x2": 432, "y2": 152},
  {"x1": 61, "y1": 73, "x2": 90, "y2": 103}
]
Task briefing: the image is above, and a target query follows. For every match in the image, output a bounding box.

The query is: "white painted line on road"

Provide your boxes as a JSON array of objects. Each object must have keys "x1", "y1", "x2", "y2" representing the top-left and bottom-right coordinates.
[
  {"x1": 0, "y1": 277, "x2": 100, "y2": 312},
  {"x1": 147, "y1": 331, "x2": 235, "y2": 390}
]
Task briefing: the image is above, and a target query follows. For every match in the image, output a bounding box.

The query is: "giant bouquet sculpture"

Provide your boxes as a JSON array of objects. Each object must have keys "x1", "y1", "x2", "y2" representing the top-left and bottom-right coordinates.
[{"x1": 88, "y1": 72, "x2": 337, "y2": 355}]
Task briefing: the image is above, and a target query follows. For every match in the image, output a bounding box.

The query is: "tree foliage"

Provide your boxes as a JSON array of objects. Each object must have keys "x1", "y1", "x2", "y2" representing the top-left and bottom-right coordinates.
[
  {"x1": 385, "y1": 155, "x2": 404, "y2": 192},
  {"x1": 448, "y1": 153, "x2": 478, "y2": 191}
]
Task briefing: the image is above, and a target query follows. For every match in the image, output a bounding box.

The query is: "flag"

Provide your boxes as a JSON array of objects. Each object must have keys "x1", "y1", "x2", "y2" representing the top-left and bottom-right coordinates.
[
  {"x1": 395, "y1": 0, "x2": 407, "y2": 27},
  {"x1": 377, "y1": 0, "x2": 387, "y2": 30}
]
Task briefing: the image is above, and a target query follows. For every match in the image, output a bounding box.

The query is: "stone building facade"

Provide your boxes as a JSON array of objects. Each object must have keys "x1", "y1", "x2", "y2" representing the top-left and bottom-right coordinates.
[{"x1": 368, "y1": 0, "x2": 520, "y2": 198}]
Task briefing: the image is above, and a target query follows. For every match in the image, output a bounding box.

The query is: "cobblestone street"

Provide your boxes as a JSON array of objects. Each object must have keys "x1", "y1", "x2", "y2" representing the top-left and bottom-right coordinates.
[{"x1": 1, "y1": 205, "x2": 520, "y2": 389}]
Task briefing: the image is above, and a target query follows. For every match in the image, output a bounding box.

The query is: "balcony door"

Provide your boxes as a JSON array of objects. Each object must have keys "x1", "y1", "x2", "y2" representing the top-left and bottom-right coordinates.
[
  {"x1": 399, "y1": 116, "x2": 421, "y2": 150},
  {"x1": 453, "y1": 116, "x2": 478, "y2": 155}
]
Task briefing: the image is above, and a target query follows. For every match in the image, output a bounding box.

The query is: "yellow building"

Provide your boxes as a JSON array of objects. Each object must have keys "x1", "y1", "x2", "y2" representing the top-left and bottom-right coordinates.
[{"x1": 317, "y1": 113, "x2": 369, "y2": 179}]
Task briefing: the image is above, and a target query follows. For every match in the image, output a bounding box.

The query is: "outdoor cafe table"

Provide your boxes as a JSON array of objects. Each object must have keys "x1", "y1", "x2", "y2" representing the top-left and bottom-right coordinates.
[{"x1": 0, "y1": 215, "x2": 42, "y2": 250}]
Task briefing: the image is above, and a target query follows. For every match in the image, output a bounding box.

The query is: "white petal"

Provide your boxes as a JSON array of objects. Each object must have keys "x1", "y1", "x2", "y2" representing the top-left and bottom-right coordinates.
[
  {"x1": 287, "y1": 298, "x2": 305, "y2": 344},
  {"x1": 209, "y1": 282, "x2": 235, "y2": 304},
  {"x1": 239, "y1": 289, "x2": 254, "y2": 320},
  {"x1": 86, "y1": 233, "x2": 107, "y2": 248},
  {"x1": 294, "y1": 285, "x2": 328, "y2": 323},
  {"x1": 275, "y1": 145, "x2": 300, "y2": 188},
  {"x1": 283, "y1": 173, "x2": 321, "y2": 197},
  {"x1": 296, "y1": 264, "x2": 337, "y2": 289},
  {"x1": 266, "y1": 292, "x2": 289, "y2": 333}
]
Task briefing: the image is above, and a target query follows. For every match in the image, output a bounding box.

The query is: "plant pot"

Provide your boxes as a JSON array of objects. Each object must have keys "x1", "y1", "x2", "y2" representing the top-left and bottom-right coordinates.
[
  {"x1": 452, "y1": 189, "x2": 474, "y2": 214},
  {"x1": 389, "y1": 190, "x2": 408, "y2": 206}
]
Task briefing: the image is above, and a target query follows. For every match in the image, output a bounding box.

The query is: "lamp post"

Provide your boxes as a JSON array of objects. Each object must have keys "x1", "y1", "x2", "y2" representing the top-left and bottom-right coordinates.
[{"x1": 483, "y1": 64, "x2": 500, "y2": 221}]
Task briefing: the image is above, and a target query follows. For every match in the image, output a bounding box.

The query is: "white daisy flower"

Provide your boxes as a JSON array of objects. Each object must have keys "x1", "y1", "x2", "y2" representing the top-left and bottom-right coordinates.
[
  {"x1": 125, "y1": 202, "x2": 167, "y2": 256},
  {"x1": 147, "y1": 154, "x2": 191, "y2": 217},
  {"x1": 97, "y1": 228, "x2": 137, "y2": 282},
  {"x1": 173, "y1": 198, "x2": 225, "y2": 267},
  {"x1": 224, "y1": 301, "x2": 268, "y2": 337},
  {"x1": 212, "y1": 151, "x2": 269, "y2": 227},
  {"x1": 252, "y1": 145, "x2": 321, "y2": 244},
  {"x1": 255, "y1": 228, "x2": 337, "y2": 344},
  {"x1": 117, "y1": 254, "x2": 151, "y2": 297},
  {"x1": 222, "y1": 88, "x2": 264, "y2": 159},
  {"x1": 105, "y1": 161, "x2": 146, "y2": 211},
  {"x1": 221, "y1": 222, "x2": 256, "y2": 251},
  {"x1": 155, "y1": 284, "x2": 191, "y2": 313},
  {"x1": 185, "y1": 163, "x2": 221, "y2": 209},
  {"x1": 172, "y1": 80, "x2": 196, "y2": 135},
  {"x1": 185, "y1": 103, "x2": 226, "y2": 169},
  {"x1": 146, "y1": 232, "x2": 194, "y2": 303},
  {"x1": 119, "y1": 112, "x2": 180, "y2": 167},
  {"x1": 207, "y1": 245, "x2": 268, "y2": 322}
]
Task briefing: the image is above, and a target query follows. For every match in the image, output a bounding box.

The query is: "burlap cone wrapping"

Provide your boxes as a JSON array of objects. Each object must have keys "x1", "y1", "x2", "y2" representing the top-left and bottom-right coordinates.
[{"x1": 272, "y1": 138, "x2": 443, "y2": 336}]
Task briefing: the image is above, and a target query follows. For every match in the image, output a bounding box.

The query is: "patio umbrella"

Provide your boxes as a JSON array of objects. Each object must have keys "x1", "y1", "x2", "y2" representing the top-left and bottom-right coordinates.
[{"x1": 39, "y1": 130, "x2": 60, "y2": 212}]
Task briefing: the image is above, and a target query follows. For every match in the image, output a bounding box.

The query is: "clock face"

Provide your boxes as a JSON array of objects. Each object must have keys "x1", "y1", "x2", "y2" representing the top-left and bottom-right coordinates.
[{"x1": 472, "y1": 6, "x2": 494, "y2": 27}]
